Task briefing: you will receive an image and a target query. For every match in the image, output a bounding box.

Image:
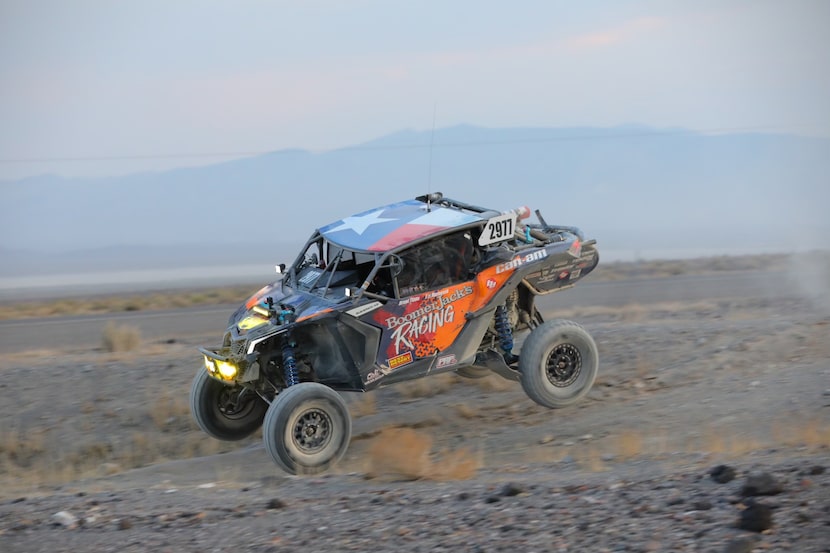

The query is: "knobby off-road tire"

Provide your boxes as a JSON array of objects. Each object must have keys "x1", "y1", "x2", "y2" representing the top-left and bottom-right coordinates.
[
  {"x1": 519, "y1": 319, "x2": 598, "y2": 409},
  {"x1": 189, "y1": 369, "x2": 267, "y2": 441},
  {"x1": 263, "y1": 382, "x2": 352, "y2": 475}
]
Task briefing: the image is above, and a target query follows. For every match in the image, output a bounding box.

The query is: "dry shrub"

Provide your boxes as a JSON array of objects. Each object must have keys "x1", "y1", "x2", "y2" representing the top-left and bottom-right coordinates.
[
  {"x1": 150, "y1": 389, "x2": 191, "y2": 429},
  {"x1": 102, "y1": 321, "x2": 141, "y2": 352},
  {"x1": 454, "y1": 403, "x2": 479, "y2": 419},
  {"x1": 616, "y1": 429, "x2": 644, "y2": 459},
  {"x1": 366, "y1": 427, "x2": 480, "y2": 481},
  {"x1": 348, "y1": 394, "x2": 377, "y2": 418},
  {"x1": 578, "y1": 446, "x2": 607, "y2": 472},
  {"x1": 0, "y1": 285, "x2": 258, "y2": 321},
  {"x1": 700, "y1": 426, "x2": 727, "y2": 454},
  {"x1": 772, "y1": 418, "x2": 830, "y2": 449},
  {"x1": 367, "y1": 427, "x2": 433, "y2": 480},
  {"x1": 397, "y1": 372, "x2": 458, "y2": 399},
  {"x1": 621, "y1": 303, "x2": 646, "y2": 323},
  {"x1": 635, "y1": 351, "x2": 656, "y2": 379},
  {"x1": 727, "y1": 436, "x2": 764, "y2": 457},
  {"x1": 798, "y1": 418, "x2": 830, "y2": 448},
  {"x1": 430, "y1": 447, "x2": 482, "y2": 480},
  {"x1": 0, "y1": 427, "x2": 46, "y2": 469},
  {"x1": 644, "y1": 428, "x2": 671, "y2": 456},
  {"x1": 80, "y1": 400, "x2": 97, "y2": 414}
]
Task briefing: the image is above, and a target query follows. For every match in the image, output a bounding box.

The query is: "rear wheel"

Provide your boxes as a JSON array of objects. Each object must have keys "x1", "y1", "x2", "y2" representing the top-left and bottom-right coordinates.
[
  {"x1": 189, "y1": 369, "x2": 267, "y2": 441},
  {"x1": 519, "y1": 320, "x2": 598, "y2": 409},
  {"x1": 262, "y1": 382, "x2": 352, "y2": 475}
]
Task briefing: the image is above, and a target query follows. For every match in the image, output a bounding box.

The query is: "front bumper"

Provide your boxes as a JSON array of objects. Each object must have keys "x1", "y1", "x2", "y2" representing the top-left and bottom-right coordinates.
[{"x1": 199, "y1": 346, "x2": 261, "y2": 384}]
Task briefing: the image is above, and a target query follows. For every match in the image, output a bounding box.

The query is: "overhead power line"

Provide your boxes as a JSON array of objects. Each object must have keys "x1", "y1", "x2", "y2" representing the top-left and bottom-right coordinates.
[{"x1": 0, "y1": 124, "x2": 803, "y2": 165}]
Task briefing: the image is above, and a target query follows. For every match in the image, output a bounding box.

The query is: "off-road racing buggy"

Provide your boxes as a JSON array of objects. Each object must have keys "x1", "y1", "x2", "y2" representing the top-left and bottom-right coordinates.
[{"x1": 192, "y1": 193, "x2": 600, "y2": 474}]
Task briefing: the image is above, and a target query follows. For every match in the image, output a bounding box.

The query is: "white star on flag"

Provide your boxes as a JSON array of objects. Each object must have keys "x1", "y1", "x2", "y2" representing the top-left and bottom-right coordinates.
[{"x1": 328, "y1": 210, "x2": 395, "y2": 235}]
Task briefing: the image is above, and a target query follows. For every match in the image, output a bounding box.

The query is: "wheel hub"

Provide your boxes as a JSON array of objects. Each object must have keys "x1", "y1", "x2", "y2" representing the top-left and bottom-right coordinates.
[
  {"x1": 217, "y1": 388, "x2": 256, "y2": 420},
  {"x1": 293, "y1": 409, "x2": 332, "y2": 453},
  {"x1": 545, "y1": 344, "x2": 581, "y2": 387}
]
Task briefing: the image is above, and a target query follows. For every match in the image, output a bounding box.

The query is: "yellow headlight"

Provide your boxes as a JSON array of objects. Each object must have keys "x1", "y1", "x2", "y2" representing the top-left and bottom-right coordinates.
[{"x1": 215, "y1": 360, "x2": 238, "y2": 379}]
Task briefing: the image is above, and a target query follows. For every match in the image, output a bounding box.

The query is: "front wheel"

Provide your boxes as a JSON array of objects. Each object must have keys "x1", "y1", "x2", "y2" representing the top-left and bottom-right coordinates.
[
  {"x1": 189, "y1": 369, "x2": 267, "y2": 441},
  {"x1": 519, "y1": 320, "x2": 598, "y2": 409},
  {"x1": 262, "y1": 382, "x2": 352, "y2": 475}
]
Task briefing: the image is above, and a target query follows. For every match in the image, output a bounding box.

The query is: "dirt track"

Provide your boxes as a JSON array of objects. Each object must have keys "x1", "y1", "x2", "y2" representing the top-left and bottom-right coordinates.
[{"x1": 1, "y1": 260, "x2": 829, "y2": 552}]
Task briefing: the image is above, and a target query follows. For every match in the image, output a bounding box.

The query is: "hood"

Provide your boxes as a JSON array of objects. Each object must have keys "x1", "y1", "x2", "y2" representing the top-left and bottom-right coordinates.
[{"x1": 227, "y1": 280, "x2": 336, "y2": 334}]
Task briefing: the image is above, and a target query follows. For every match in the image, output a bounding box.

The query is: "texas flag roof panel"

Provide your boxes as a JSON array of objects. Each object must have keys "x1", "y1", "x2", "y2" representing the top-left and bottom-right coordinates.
[{"x1": 319, "y1": 199, "x2": 483, "y2": 252}]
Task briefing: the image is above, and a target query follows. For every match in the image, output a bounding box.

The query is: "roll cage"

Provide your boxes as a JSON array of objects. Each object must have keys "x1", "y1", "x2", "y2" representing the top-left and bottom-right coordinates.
[{"x1": 285, "y1": 228, "x2": 482, "y2": 302}]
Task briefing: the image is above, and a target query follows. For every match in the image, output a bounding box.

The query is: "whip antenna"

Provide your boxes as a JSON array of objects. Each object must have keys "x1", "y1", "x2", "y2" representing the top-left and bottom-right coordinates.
[{"x1": 426, "y1": 102, "x2": 437, "y2": 211}]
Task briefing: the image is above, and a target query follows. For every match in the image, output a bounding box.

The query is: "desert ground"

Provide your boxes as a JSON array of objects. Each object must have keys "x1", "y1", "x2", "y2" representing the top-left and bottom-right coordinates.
[{"x1": 0, "y1": 254, "x2": 828, "y2": 552}]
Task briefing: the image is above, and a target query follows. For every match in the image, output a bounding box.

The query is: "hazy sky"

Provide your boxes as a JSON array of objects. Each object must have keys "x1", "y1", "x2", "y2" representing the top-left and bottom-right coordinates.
[{"x1": 1, "y1": 0, "x2": 828, "y2": 179}]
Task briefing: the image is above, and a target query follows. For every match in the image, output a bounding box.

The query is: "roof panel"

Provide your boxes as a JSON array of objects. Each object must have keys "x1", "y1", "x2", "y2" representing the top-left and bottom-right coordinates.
[{"x1": 319, "y1": 199, "x2": 483, "y2": 252}]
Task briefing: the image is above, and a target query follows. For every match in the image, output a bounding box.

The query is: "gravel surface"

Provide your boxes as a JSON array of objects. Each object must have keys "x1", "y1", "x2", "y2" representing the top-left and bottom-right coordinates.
[
  {"x1": 1, "y1": 264, "x2": 829, "y2": 552},
  {"x1": 2, "y1": 457, "x2": 828, "y2": 552}
]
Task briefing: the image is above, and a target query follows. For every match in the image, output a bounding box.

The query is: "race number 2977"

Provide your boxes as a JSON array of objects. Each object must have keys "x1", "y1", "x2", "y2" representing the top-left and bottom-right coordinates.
[{"x1": 479, "y1": 213, "x2": 516, "y2": 246}]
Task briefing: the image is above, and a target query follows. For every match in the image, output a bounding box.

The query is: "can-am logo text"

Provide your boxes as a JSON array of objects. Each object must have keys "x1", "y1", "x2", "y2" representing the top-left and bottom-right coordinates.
[{"x1": 495, "y1": 250, "x2": 548, "y2": 274}]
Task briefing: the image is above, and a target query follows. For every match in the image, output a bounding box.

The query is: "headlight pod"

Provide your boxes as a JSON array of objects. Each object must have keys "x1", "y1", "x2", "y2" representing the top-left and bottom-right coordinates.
[{"x1": 202, "y1": 353, "x2": 240, "y2": 382}]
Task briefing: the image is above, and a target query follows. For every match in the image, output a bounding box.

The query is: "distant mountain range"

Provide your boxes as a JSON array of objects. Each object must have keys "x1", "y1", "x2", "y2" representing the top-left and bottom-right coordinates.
[{"x1": 2, "y1": 124, "x2": 828, "y2": 277}]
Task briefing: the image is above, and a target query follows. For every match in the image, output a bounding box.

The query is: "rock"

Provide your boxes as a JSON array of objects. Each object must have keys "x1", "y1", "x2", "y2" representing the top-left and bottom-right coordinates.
[
  {"x1": 484, "y1": 495, "x2": 501, "y2": 504},
  {"x1": 723, "y1": 535, "x2": 758, "y2": 553},
  {"x1": 807, "y1": 465, "x2": 825, "y2": 475},
  {"x1": 539, "y1": 434, "x2": 555, "y2": 444},
  {"x1": 711, "y1": 464, "x2": 737, "y2": 484},
  {"x1": 99, "y1": 462, "x2": 122, "y2": 476},
  {"x1": 499, "y1": 482, "x2": 524, "y2": 497},
  {"x1": 794, "y1": 510, "x2": 812, "y2": 523},
  {"x1": 736, "y1": 500, "x2": 773, "y2": 532},
  {"x1": 692, "y1": 499, "x2": 713, "y2": 511},
  {"x1": 116, "y1": 518, "x2": 132, "y2": 530},
  {"x1": 266, "y1": 498, "x2": 286, "y2": 509},
  {"x1": 741, "y1": 472, "x2": 783, "y2": 496},
  {"x1": 51, "y1": 511, "x2": 78, "y2": 529}
]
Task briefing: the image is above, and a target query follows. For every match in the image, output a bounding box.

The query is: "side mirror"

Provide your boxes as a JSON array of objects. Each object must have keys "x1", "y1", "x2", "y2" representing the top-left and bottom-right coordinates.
[{"x1": 275, "y1": 263, "x2": 286, "y2": 274}]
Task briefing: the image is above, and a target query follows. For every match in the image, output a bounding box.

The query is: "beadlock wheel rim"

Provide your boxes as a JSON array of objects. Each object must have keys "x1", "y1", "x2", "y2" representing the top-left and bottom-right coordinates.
[
  {"x1": 292, "y1": 408, "x2": 333, "y2": 453},
  {"x1": 545, "y1": 343, "x2": 582, "y2": 387}
]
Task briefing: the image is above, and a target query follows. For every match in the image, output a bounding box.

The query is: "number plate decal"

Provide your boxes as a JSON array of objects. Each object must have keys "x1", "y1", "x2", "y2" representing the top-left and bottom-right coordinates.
[{"x1": 478, "y1": 213, "x2": 517, "y2": 246}]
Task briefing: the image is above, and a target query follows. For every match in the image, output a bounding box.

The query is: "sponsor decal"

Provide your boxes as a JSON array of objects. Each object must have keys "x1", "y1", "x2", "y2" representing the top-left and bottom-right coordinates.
[
  {"x1": 486, "y1": 278, "x2": 497, "y2": 289},
  {"x1": 567, "y1": 239, "x2": 582, "y2": 258},
  {"x1": 436, "y1": 354, "x2": 457, "y2": 369},
  {"x1": 388, "y1": 351, "x2": 414, "y2": 369},
  {"x1": 383, "y1": 286, "x2": 473, "y2": 355},
  {"x1": 346, "y1": 301, "x2": 383, "y2": 318},
  {"x1": 495, "y1": 250, "x2": 548, "y2": 274},
  {"x1": 400, "y1": 284, "x2": 427, "y2": 296},
  {"x1": 558, "y1": 270, "x2": 570, "y2": 280},
  {"x1": 571, "y1": 268, "x2": 582, "y2": 279},
  {"x1": 366, "y1": 367, "x2": 388, "y2": 384},
  {"x1": 298, "y1": 269, "x2": 322, "y2": 286}
]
